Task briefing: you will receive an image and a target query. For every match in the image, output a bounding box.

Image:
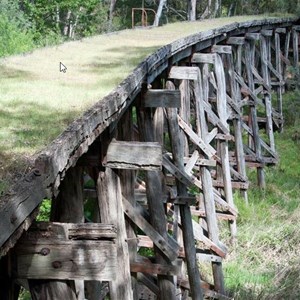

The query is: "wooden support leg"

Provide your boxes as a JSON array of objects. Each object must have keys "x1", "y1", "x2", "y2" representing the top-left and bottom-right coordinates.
[
  {"x1": 245, "y1": 41, "x2": 265, "y2": 189},
  {"x1": 137, "y1": 105, "x2": 176, "y2": 300},
  {"x1": 117, "y1": 108, "x2": 139, "y2": 300},
  {"x1": 96, "y1": 159, "x2": 133, "y2": 300},
  {"x1": 166, "y1": 83, "x2": 203, "y2": 299},
  {"x1": 29, "y1": 166, "x2": 85, "y2": 300}
]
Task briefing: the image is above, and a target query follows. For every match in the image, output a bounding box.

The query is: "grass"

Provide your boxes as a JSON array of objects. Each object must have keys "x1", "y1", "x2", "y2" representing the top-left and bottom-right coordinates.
[
  {"x1": 222, "y1": 91, "x2": 300, "y2": 299},
  {"x1": 0, "y1": 15, "x2": 287, "y2": 193}
]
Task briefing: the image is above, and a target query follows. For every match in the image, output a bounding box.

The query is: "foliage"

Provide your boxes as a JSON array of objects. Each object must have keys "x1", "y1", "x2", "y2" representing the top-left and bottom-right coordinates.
[
  {"x1": 0, "y1": 14, "x2": 34, "y2": 57},
  {"x1": 36, "y1": 199, "x2": 51, "y2": 221}
]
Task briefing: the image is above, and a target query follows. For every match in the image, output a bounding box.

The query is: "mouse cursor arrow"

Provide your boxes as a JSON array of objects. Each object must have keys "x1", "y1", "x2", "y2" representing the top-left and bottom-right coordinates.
[{"x1": 60, "y1": 62, "x2": 67, "y2": 73}]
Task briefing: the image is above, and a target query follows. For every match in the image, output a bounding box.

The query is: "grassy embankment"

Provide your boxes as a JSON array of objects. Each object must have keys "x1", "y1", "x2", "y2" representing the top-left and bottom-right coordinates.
[
  {"x1": 222, "y1": 90, "x2": 300, "y2": 299},
  {"x1": 0, "y1": 15, "x2": 282, "y2": 193}
]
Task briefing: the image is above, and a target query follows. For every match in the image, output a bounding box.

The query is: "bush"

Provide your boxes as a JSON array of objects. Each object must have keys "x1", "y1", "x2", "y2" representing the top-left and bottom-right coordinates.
[{"x1": 0, "y1": 14, "x2": 34, "y2": 57}]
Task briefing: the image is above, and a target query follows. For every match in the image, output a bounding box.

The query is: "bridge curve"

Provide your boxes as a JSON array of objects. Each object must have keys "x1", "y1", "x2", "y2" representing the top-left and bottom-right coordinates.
[{"x1": 0, "y1": 17, "x2": 299, "y2": 299}]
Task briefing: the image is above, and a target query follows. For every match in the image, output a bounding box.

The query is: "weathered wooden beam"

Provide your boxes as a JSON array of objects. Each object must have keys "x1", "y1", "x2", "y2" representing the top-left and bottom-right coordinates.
[
  {"x1": 15, "y1": 240, "x2": 117, "y2": 281},
  {"x1": 226, "y1": 37, "x2": 245, "y2": 45},
  {"x1": 192, "y1": 53, "x2": 216, "y2": 64},
  {"x1": 122, "y1": 197, "x2": 179, "y2": 261},
  {"x1": 245, "y1": 33, "x2": 260, "y2": 40},
  {"x1": 104, "y1": 140, "x2": 162, "y2": 170},
  {"x1": 130, "y1": 261, "x2": 181, "y2": 276},
  {"x1": 143, "y1": 89, "x2": 181, "y2": 108},
  {"x1": 166, "y1": 80, "x2": 204, "y2": 300},
  {"x1": 169, "y1": 66, "x2": 198, "y2": 80},
  {"x1": 211, "y1": 45, "x2": 232, "y2": 54},
  {"x1": 97, "y1": 143, "x2": 133, "y2": 300}
]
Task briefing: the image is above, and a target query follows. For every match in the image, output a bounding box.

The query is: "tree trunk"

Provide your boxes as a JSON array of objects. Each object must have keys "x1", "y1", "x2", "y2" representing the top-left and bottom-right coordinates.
[
  {"x1": 108, "y1": 0, "x2": 117, "y2": 31},
  {"x1": 200, "y1": 0, "x2": 212, "y2": 19},
  {"x1": 63, "y1": 10, "x2": 72, "y2": 36},
  {"x1": 153, "y1": 0, "x2": 167, "y2": 26},
  {"x1": 188, "y1": 0, "x2": 196, "y2": 21}
]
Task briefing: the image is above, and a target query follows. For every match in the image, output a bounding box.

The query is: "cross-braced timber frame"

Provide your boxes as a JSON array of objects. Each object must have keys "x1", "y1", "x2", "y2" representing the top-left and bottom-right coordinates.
[{"x1": 0, "y1": 17, "x2": 299, "y2": 300}]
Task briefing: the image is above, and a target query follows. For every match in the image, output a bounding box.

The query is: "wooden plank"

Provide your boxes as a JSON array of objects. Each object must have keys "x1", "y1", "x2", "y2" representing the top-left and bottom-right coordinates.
[
  {"x1": 192, "y1": 53, "x2": 216, "y2": 64},
  {"x1": 164, "y1": 196, "x2": 197, "y2": 206},
  {"x1": 104, "y1": 140, "x2": 162, "y2": 170},
  {"x1": 226, "y1": 37, "x2": 245, "y2": 45},
  {"x1": 211, "y1": 45, "x2": 232, "y2": 54},
  {"x1": 131, "y1": 261, "x2": 181, "y2": 276},
  {"x1": 136, "y1": 273, "x2": 159, "y2": 296},
  {"x1": 191, "y1": 208, "x2": 236, "y2": 221},
  {"x1": 169, "y1": 66, "x2": 199, "y2": 80},
  {"x1": 185, "y1": 150, "x2": 200, "y2": 175},
  {"x1": 196, "y1": 253, "x2": 222, "y2": 263},
  {"x1": 178, "y1": 116, "x2": 216, "y2": 158},
  {"x1": 143, "y1": 89, "x2": 181, "y2": 108},
  {"x1": 122, "y1": 197, "x2": 179, "y2": 261},
  {"x1": 245, "y1": 33, "x2": 260, "y2": 40},
  {"x1": 260, "y1": 29, "x2": 273, "y2": 37},
  {"x1": 26, "y1": 222, "x2": 117, "y2": 240},
  {"x1": 15, "y1": 240, "x2": 117, "y2": 281},
  {"x1": 191, "y1": 219, "x2": 226, "y2": 258},
  {"x1": 275, "y1": 28, "x2": 286, "y2": 34}
]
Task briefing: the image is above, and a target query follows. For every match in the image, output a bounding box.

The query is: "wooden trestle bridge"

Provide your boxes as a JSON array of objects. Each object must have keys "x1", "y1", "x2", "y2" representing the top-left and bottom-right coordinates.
[{"x1": 0, "y1": 17, "x2": 299, "y2": 300}]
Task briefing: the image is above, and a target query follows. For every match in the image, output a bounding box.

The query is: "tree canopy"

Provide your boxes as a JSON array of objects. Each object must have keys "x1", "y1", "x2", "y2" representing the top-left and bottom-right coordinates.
[{"x1": 0, "y1": 0, "x2": 299, "y2": 57}]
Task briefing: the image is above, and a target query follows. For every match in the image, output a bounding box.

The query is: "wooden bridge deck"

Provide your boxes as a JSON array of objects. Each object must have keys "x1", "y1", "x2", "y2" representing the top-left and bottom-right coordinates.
[{"x1": 0, "y1": 16, "x2": 299, "y2": 300}]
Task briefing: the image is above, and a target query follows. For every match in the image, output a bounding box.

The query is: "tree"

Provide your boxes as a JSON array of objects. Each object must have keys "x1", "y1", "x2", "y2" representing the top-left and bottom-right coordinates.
[
  {"x1": 188, "y1": 0, "x2": 196, "y2": 21},
  {"x1": 153, "y1": 0, "x2": 167, "y2": 26}
]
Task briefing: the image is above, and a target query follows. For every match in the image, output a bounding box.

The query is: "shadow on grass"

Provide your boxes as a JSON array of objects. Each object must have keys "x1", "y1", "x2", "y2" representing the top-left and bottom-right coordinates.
[
  {"x1": 0, "y1": 100, "x2": 76, "y2": 154},
  {"x1": 82, "y1": 46, "x2": 159, "y2": 74},
  {"x1": 0, "y1": 99, "x2": 78, "y2": 194},
  {"x1": 0, "y1": 65, "x2": 36, "y2": 80}
]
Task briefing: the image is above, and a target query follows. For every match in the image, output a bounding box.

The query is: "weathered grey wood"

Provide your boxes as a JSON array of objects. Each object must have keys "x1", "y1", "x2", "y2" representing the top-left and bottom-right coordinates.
[
  {"x1": 226, "y1": 36, "x2": 245, "y2": 45},
  {"x1": 275, "y1": 28, "x2": 285, "y2": 123},
  {"x1": 245, "y1": 41, "x2": 265, "y2": 189},
  {"x1": 16, "y1": 239, "x2": 117, "y2": 281},
  {"x1": 97, "y1": 161, "x2": 133, "y2": 300},
  {"x1": 116, "y1": 108, "x2": 139, "y2": 300},
  {"x1": 29, "y1": 166, "x2": 85, "y2": 300},
  {"x1": 169, "y1": 66, "x2": 198, "y2": 80},
  {"x1": 104, "y1": 140, "x2": 162, "y2": 170},
  {"x1": 214, "y1": 53, "x2": 237, "y2": 242},
  {"x1": 293, "y1": 27, "x2": 299, "y2": 72},
  {"x1": 192, "y1": 53, "x2": 216, "y2": 64},
  {"x1": 192, "y1": 68, "x2": 225, "y2": 294},
  {"x1": 136, "y1": 273, "x2": 159, "y2": 296},
  {"x1": 143, "y1": 89, "x2": 181, "y2": 107},
  {"x1": 179, "y1": 79, "x2": 191, "y2": 156},
  {"x1": 260, "y1": 35, "x2": 275, "y2": 153},
  {"x1": 178, "y1": 116, "x2": 216, "y2": 158},
  {"x1": 123, "y1": 196, "x2": 179, "y2": 261},
  {"x1": 137, "y1": 101, "x2": 177, "y2": 299},
  {"x1": 130, "y1": 261, "x2": 181, "y2": 276},
  {"x1": 166, "y1": 80, "x2": 203, "y2": 300},
  {"x1": 245, "y1": 32, "x2": 260, "y2": 40},
  {"x1": 212, "y1": 45, "x2": 232, "y2": 54}
]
